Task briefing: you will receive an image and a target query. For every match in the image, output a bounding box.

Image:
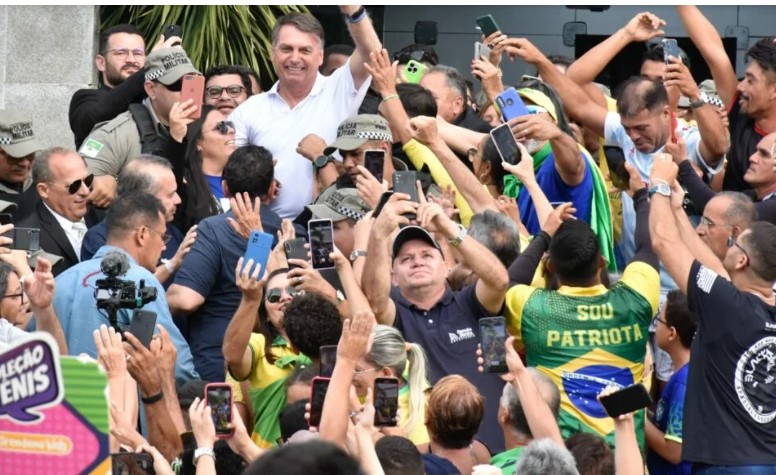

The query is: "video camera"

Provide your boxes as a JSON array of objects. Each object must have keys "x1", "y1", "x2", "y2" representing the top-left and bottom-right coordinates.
[{"x1": 94, "y1": 250, "x2": 157, "y2": 333}]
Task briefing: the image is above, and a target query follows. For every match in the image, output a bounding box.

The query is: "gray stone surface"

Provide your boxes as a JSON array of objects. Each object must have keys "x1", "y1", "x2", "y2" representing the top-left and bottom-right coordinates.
[
  {"x1": 0, "y1": 6, "x2": 7, "y2": 83},
  {"x1": 5, "y1": 84, "x2": 83, "y2": 149}
]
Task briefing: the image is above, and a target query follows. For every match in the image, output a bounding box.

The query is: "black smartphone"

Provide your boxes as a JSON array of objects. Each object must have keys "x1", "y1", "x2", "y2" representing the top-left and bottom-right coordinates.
[
  {"x1": 603, "y1": 145, "x2": 630, "y2": 190},
  {"x1": 309, "y1": 377, "x2": 331, "y2": 428},
  {"x1": 598, "y1": 383, "x2": 653, "y2": 418},
  {"x1": 662, "y1": 38, "x2": 681, "y2": 64},
  {"x1": 205, "y1": 383, "x2": 233, "y2": 438},
  {"x1": 163, "y1": 24, "x2": 182, "y2": 42},
  {"x1": 284, "y1": 237, "x2": 309, "y2": 269},
  {"x1": 308, "y1": 219, "x2": 335, "y2": 270},
  {"x1": 319, "y1": 345, "x2": 337, "y2": 377},
  {"x1": 489, "y1": 123, "x2": 520, "y2": 165},
  {"x1": 111, "y1": 452, "x2": 156, "y2": 475},
  {"x1": 475, "y1": 14, "x2": 500, "y2": 37},
  {"x1": 364, "y1": 149, "x2": 385, "y2": 184},
  {"x1": 129, "y1": 310, "x2": 157, "y2": 349},
  {"x1": 12, "y1": 228, "x2": 40, "y2": 251},
  {"x1": 374, "y1": 377, "x2": 399, "y2": 427},
  {"x1": 479, "y1": 316, "x2": 508, "y2": 373},
  {"x1": 373, "y1": 190, "x2": 394, "y2": 218},
  {"x1": 392, "y1": 171, "x2": 419, "y2": 220}
]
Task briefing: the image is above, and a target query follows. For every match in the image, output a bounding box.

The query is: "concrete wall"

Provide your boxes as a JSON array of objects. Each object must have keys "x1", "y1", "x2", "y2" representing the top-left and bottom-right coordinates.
[
  {"x1": 383, "y1": 5, "x2": 776, "y2": 87},
  {"x1": 0, "y1": 6, "x2": 97, "y2": 150}
]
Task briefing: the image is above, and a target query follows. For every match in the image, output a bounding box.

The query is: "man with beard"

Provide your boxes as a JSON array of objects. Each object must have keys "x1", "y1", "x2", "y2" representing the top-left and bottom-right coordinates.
[{"x1": 69, "y1": 24, "x2": 181, "y2": 149}]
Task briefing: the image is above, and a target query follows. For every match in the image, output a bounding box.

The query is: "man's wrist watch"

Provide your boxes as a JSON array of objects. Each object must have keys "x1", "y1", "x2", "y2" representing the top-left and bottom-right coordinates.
[
  {"x1": 194, "y1": 447, "x2": 215, "y2": 466},
  {"x1": 349, "y1": 250, "x2": 367, "y2": 261},
  {"x1": 313, "y1": 154, "x2": 335, "y2": 171},
  {"x1": 688, "y1": 92, "x2": 709, "y2": 110},
  {"x1": 447, "y1": 223, "x2": 467, "y2": 247},
  {"x1": 648, "y1": 183, "x2": 672, "y2": 198}
]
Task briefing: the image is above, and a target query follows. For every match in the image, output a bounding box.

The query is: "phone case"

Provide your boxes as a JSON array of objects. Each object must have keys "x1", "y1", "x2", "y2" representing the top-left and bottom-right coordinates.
[
  {"x1": 392, "y1": 171, "x2": 419, "y2": 220},
  {"x1": 308, "y1": 219, "x2": 335, "y2": 270},
  {"x1": 205, "y1": 383, "x2": 233, "y2": 437},
  {"x1": 363, "y1": 149, "x2": 385, "y2": 184},
  {"x1": 662, "y1": 39, "x2": 680, "y2": 64},
  {"x1": 129, "y1": 310, "x2": 157, "y2": 349},
  {"x1": 475, "y1": 42, "x2": 491, "y2": 61},
  {"x1": 12, "y1": 228, "x2": 40, "y2": 251},
  {"x1": 373, "y1": 191, "x2": 394, "y2": 218},
  {"x1": 599, "y1": 383, "x2": 652, "y2": 418},
  {"x1": 495, "y1": 88, "x2": 530, "y2": 122},
  {"x1": 243, "y1": 231, "x2": 274, "y2": 276},
  {"x1": 489, "y1": 123, "x2": 520, "y2": 165},
  {"x1": 603, "y1": 146, "x2": 629, "y2": 190},
  {"x1": 181, "y1": 74, "x2": 205, "y2": 119},
  {"x1": 479, "y1": 317, "x2": 508, "y2": 373},
  {"x1": 475, "y1": 14, "x2": 500, "y2": 37},
  {"x1": 309, "y1": 377, "x2": 331, "y2": 428},
  {"x1": 284, "y1": 238, "x2": 309, "y2": 268},
  {"x1": 373, "y1": 377, "x2": 399, "y2": 427},
  {"x1": 404, "y1": 60, "x2": 426, "y2": 84}
]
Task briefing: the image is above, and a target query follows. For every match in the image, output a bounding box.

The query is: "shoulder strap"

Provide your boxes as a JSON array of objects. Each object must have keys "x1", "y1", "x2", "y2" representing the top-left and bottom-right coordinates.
[{"x1": 128, "y1": 103, "x2": 167, "y2": 156}]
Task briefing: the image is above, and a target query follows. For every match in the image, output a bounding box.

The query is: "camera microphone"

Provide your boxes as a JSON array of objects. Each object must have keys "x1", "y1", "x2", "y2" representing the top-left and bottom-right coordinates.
[{"x1": 100, "y1": 250, "x2": 130, "y2": 278}]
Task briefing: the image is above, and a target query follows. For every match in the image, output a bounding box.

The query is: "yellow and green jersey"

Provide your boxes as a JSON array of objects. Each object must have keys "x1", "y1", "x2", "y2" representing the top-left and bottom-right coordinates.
[{"x1": 505, "y1": 261, "x2": 659, "y2": 447}]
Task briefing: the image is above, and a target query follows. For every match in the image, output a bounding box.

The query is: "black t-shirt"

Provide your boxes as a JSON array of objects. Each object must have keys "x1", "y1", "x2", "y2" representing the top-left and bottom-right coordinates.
[
  {"x1": 723, "y1": 92, "x2": 765, "y2": 192},
  {"x1": 683, "y1": 260, "x2": 776, "y2": 465}
]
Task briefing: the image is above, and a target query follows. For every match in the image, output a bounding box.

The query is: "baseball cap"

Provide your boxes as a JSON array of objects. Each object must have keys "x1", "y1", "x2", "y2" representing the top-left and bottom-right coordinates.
[
  {"x1": 679, "y1": 79, "x2": 723, "y2": 108},
  {"x1": 323, "y1": 114, "x2": 393, "y2": 156},
  {"x1": 27, "y1": 249, "x2": 63, "y2": 270},
  {"x1": 391, "y1": 225, "x2": 443, "y2": 262},
  {"x1": 0, "y1": 109, "x2": 44, "y2": 159},
  {"x1": 144, "y1": 47, "x2": 199, "y2": 85},
  {"x1": 306, "y1": 186, "x2": 370, "y2": 222}
]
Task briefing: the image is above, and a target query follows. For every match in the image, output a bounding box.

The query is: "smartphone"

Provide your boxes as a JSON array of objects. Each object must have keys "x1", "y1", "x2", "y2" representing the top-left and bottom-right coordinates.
[
  {"x1": 670, "y1": 110, "x2": 678, "y2": 144},
  {"x1": 490, "y1": 123, "x2": 520, "y2": 166},
  {"x1": 0, "y1": 213, "x2": 11, "y2": 226},
  {"x1": 309, "y1": 377, "x2": 331, "y2": 428},
  {"x1": 598, "y1": 383, "x2": 653, "y2": 418},
  {"x1": 111, "y1": 452, "x2": 156, "y2": 475},
  {"x1": 243, "y1": 230, "x2": 273, "y2": 275},
  {"x1": 496, "y1": 88, "x2": 530, "y2": 122},
  {"x1": 181, "y1": 74, "x2": 205, "y2": 120},
  {"x1": 364, "y1": 149, "x2": 385, "y2": 184},
  {"x1": 284, "y1": 237, "x2": 308, "y2": 269},
  {"x1": 129, "y1": 310, "x2": 157, "y2": 349},
  {"x1": 163, "y1": 24, "x2": 182, "y2": 45},
  {"x1": 474, "y1": 41, "x2": 491, "y2": 61},
  {"x1": 475, "y1": 14, "x2": 500, "y2": 37},
  {"x1": 374, "y1": 377, "x2": 399, "y2": 427},
  {"x1": 662, "y1": 38, "x2": 681, "y2": 64},
  {"x1": 404, "y1": 59, "x2": 426, "y2": 84},
  {"x1": 205, "y1": 383, "x2": 233, "y2": 437},
  {"x1": 603, "y1": 146, "x2": 630, "y2": 190},
  {"x1": 479, "y1": 317, "x2": 508, "y2": 373},
  {"x1": 308, "y1": 219, "x2": 335, "y2": 270},
  {"x1": 373, "y1": 190, "x2": 394, "y2": 218},
  {"x1": 319, "y1": 345, "x2": 337, "y2": 377},
  {"x1": 11, "y1": 228, "x2": 40, "y2": 251},
  {"x1": 392, "y1": 171, "x2": 419, "y2": 220}
]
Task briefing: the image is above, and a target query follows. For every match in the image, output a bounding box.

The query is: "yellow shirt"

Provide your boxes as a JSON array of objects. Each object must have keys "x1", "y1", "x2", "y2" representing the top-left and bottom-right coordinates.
[{"x1": 399, "y1": 383, "x2": 430, "y2": 445}]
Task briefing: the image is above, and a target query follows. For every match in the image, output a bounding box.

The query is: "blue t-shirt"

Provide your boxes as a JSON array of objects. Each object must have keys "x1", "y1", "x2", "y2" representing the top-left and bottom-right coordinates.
[
  {"x1": 647, "y1": 363, "x2": 691, "y2": 475},
  {"x1": 205, "y1": 175, "x2": 225, "y2": 200},
  {"x1": 81, "y1": 220, "x2": 183, "y2": 264},
  {"x1": 172, "y1": 208, "x2": 284, "y2": 382},
  {"x1": 517, "y1": 151, "x2": 593, "y2": 234}
]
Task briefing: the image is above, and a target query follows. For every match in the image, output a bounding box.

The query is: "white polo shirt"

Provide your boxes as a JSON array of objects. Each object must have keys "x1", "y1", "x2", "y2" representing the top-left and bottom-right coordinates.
[{"x1": 230, "y1": 61, "x2": 370, "y2": 219}]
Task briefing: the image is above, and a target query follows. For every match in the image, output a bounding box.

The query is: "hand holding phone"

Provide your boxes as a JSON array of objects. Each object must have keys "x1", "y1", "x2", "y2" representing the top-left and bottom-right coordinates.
[
  {"x1": 392, "y1": 171, "x2": 419, "y2": 220},
  {"x1": 489, "y1": 123, "x2": 520, "y2": 166},
  {"x1": 309, "y1": 377, "x2": 331, "y2": 428},
  {"x1": 163, "y1": 24, "x2": 182, "y2": 43},
  {"x1": 129, "y1": 310, "x2": 157, "y2": 349},
  {"x1": 374, "y1": 377, "x2": 399, "y2": 427},
  {"x1": 475, "y1": 14, "x2": 500, "y2": 37},
  {"x1": 496, "y1": 88, "x2": 530, "y2": 122},
  {"x1": 205, "y1": 383, "x2": 234, "y2": 438},
  {"x1": 598, "y1": 383, "x2": 652, "y2": 418},
  {"x1": 404, "y1": 60, "x2": 426, "y2": 84},
  {"x1": 475, "y1": 42, "x2": 491, "y2": 61},
  {"x1": 284, "y1": 238, "x2": 309, "y2": 269},
  {"x1": 662, "y1": 38, "x2": 681, "y2": 64},
  {"x1": 363, "y1": 149, "x2": 386, "y2": 184},
  {"x1": 308, "y1": 219, "x2": 335, "y2": 269},
  {"x1": 243, "y1": 231, "x2": 273, "y2": 275},
  {"x1": 603, "y1": 146, "x2": 630, "y2": 190},
  {"x1": 181, "y1": 74, "x2": 205, "y2": 120},
  {"x1": 479, "y1": 317, "x2": 508, "y2": 373}
]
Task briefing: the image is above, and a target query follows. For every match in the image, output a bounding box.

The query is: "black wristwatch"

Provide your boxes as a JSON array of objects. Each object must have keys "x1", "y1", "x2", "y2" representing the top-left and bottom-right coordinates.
[
  {"x1": 344, "y1": 6, "x2": 366, "y2": 23},
  {"x1": 313, "y1": 155, "x2": 336, "y2": 171}
]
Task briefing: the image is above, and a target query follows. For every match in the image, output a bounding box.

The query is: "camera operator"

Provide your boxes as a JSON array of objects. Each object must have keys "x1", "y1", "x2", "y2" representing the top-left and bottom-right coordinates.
[{"x1": 53, "y1": 191, "x2": 197, "y2": 386}]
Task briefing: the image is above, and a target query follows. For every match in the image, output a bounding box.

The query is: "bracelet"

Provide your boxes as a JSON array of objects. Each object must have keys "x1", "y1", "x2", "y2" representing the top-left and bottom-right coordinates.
[
  {"x1": 346, "y1": 6, "x2": 367, "y2": 24},
  {"x1": 140, "y1": 391, "x2": 164, "y2": 404},
  {"x1": 381, "y1": 93, "x2": 399, "y2": 103},
  {"x1": 163, "y1": 260, "x2": 175, "y2": 274}
]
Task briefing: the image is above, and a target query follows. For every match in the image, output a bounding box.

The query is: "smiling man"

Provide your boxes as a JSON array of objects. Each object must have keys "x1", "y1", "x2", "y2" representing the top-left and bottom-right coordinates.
[
  {"x1": 230, "y1": 7, "x2": 381, "y2": 220},
  {"x1": 204, "y1": 65, "x2": 253, "y2": 116}
]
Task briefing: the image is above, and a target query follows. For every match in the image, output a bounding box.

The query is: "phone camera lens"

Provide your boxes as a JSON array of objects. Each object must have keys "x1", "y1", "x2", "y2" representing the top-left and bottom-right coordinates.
[{"x1": 506, "y1": 98, "x2": 514, "y2": 106}]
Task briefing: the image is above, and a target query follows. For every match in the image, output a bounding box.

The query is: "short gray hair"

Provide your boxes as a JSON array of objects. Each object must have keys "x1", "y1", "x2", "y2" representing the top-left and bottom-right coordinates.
[
  {"x1": 428, "y1": 65, "x2": 468, "y2": 101},
  {"x1": 717, "y1": 191, "x2": 758, "y2": 229},
  {"x1": 468, "y1": 211, "x2": 520, "y2": 267},
  {"x1": 271, "y1": 12, "x2": 325, "y2": 49},
  {"x1": 500, "y1": 369, "x2": 560, "y2": 438},
  {"x1": 32, "y1": 147, "x2": 83, "y2": 185},
  {"x1": 515, "y1": 438, "x2": 580, "y2": 475},
  {"x1": 117, "y1": 154, "x2": 172, "y2": 197}
]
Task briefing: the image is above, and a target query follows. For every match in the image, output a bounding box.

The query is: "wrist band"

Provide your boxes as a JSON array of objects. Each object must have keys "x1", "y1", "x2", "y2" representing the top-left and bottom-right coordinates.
[
  {"x1": 163, "y1": 260, "x2": 175, "y2": 274},
  {"x1": 347, "y1": 6, "x2": 367, "y2": 24},
  {"x1": 381, "y1": 94, "x2": 399, "y2": 103},
  {"x1": 141, "y1": 391, "x2": 164, "y2": 404}
]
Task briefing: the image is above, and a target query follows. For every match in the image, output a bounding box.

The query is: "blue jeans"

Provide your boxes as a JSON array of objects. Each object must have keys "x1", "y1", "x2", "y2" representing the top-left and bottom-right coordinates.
[{"x1": 694, "y1": 465, "x2": 776, "y2": 475}]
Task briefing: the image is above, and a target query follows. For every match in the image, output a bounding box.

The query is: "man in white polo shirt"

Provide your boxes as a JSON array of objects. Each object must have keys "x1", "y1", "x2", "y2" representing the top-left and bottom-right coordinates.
[{"x1": 230, "y1": 6, "x2": 380, "y2": 219}]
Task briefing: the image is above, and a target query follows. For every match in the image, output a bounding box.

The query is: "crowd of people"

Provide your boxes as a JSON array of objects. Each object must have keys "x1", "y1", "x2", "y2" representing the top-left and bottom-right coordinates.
[{"x1": 1, "y1": 5, "x2": 775, "y2": 475}]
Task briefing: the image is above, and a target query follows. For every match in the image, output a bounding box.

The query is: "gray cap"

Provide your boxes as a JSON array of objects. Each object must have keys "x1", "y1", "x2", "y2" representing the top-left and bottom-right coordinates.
[
  {"x1": 27, "y1": 249, "x2": 63, "y2": 269},
  {"x1": 678, "y1": 79, "x2": 722, "y2": 108},
  {"x1": 144, "y1": 47, "x2": 199, "y2": 85},
  {"x1": 0, "y1": 109, "x2": 44, "y2": 158},
  {"x1": 0, "y1": 200, "x2": 17, "y2": 213},
  {"x1": 324, "y1": 115, "x2": 393, "y2": 156},
  {"x1": 306, "y1": 186, "x2": 370, "y2": 222}
]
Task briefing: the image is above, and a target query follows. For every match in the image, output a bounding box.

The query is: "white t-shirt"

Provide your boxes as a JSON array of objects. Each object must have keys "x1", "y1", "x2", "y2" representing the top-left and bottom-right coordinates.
[
  {"x1": 230, "y1": 61, "x2": 370, "y2": 219},
  {"x1": 0, "y1": 317, "x2": 28, "y2": 351}
]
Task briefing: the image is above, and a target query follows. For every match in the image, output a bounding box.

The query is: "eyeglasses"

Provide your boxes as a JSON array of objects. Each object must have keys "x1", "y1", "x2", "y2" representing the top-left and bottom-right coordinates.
[
  {"x1": 698, "y1": 216, "x2": 733, "y2": 230},
  {"x1": 101, "y1": 48, "x2": 146, "y2": 60},
  {"x1": 654, "y1": 316, "x2": 668, "y2": 326},
  {"x1": 213, "y1": 121, "x2": 235, "y2": 135},
  {"x1": 727, "y1": 234, "x2": 750, "y2": 261},
  {"x1": 47, "y1": 174, "x2": 94, "y2": 194},
  {"x1": 140, "y1": 225, "x2": 171, "y2": 245},
  {"x1": 161, "y1": 80, "x2": 183, "y2": 92},
  {"x1": 206, "y1": 85, "x2": 246, "y2": 99},
  {"x1": 3, "y1": 292, "x2": 25, "y2": 305},
  {"x1": 266, "y1": 286, "x2": 300, "y2": 304}
]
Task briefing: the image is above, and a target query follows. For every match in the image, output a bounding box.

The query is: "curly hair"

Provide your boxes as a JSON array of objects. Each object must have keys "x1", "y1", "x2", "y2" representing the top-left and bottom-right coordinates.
[{"x1": 282, "y1": 293, "x2": 342, "y2": 359}]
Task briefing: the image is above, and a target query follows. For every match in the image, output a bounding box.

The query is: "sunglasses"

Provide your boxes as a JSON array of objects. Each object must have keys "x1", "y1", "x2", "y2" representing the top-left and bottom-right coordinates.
[
  {"x1": 393, "y1": 50, "x2": 434, "y2": 65},
  {"x1": 206, "y1": 85, "x2": 246, "y2": 99},
  {"x1": 162, "y1": 80, "x2": 183, "y2": 92},
  {"x1": 213, "y1": 121, "x2": 235, "y2": 135},
  {"x1": 266, "y1": 286, "x2": 300, "y2": 304},
  {"x1": 47, "y1": 173, "x2": 94, "y2": 194}
]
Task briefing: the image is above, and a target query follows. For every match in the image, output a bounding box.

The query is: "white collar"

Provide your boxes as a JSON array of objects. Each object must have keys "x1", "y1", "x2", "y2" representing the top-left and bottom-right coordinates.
[{"x1": 43, "y1": 202, "x2": 85, "y2": 230}]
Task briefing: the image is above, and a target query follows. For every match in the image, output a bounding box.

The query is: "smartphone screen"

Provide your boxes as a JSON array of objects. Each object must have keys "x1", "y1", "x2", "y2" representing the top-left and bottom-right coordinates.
[
  {"x1": 284, "y1": 237, "x2": 308, "y2": 269},
  {"x1": 319, "y1": 345, "x2": 337, "y2": 377},
  {"x1": 495, "y1": 88, "x2": 530, "y2": 122},
  {"x1": 243, "y1": 231, "x2": 273, "y2": 275},
  {"x1": 598, "y1": 383, "x2": 653, "y2": 418},
  {"x1": 363, "y1": 149, "x2": 385, "y2": 184},
  {"x1": 392, "y1": 171, "x2": 419, "y2": 220},
  {"x1": 205, "y1": 384, "x2": 233, "y2": 437},
  {"x1": 181, "y1": 74, "x2": 205, "y2": 120},
  {"x1": 129, "y1": 310, "x2": 157, "y2": 349},
  {"x1": 490, "y1": 123, "x2": 520, "y2": 165},
  {"x1": 111, "y1": 452, "x2": 156, "y2": 475},
  {"x1": 374, "y1": 377, "x2": 399, "y2": 427},
  {"x1": 603, "y1": 146, "x2": 630, "y2": 190},
  {"x1": 308, "y1": 219, "x2": 335, "y2": 270},
  {"x1": 309, "y1": 377, "x2": 331, "y2": 428},
  {"x1": 662, "y1": 39, "x2": 680, "y2": 64},
  {"x1": 480, "y1": 317, "x2": 508, "y2": 373}
]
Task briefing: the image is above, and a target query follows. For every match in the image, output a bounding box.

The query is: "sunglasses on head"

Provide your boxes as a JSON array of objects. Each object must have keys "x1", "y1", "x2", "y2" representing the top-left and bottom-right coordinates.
[
  {"x1": 266, "y1": 286, "x2": 300, "y2": 304},
  {"x1": 393, "y1": 50, "x2": 433, "y2": 65},
  {"x1": 48, "y1": 174, "x2": 94, "y2": 194},
  {"x1": 212, "y1": 121, "x2": 235, "y2": 135},
  {"x1": 206, "y1": 85, "x2": 246, "y2": 99}
]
